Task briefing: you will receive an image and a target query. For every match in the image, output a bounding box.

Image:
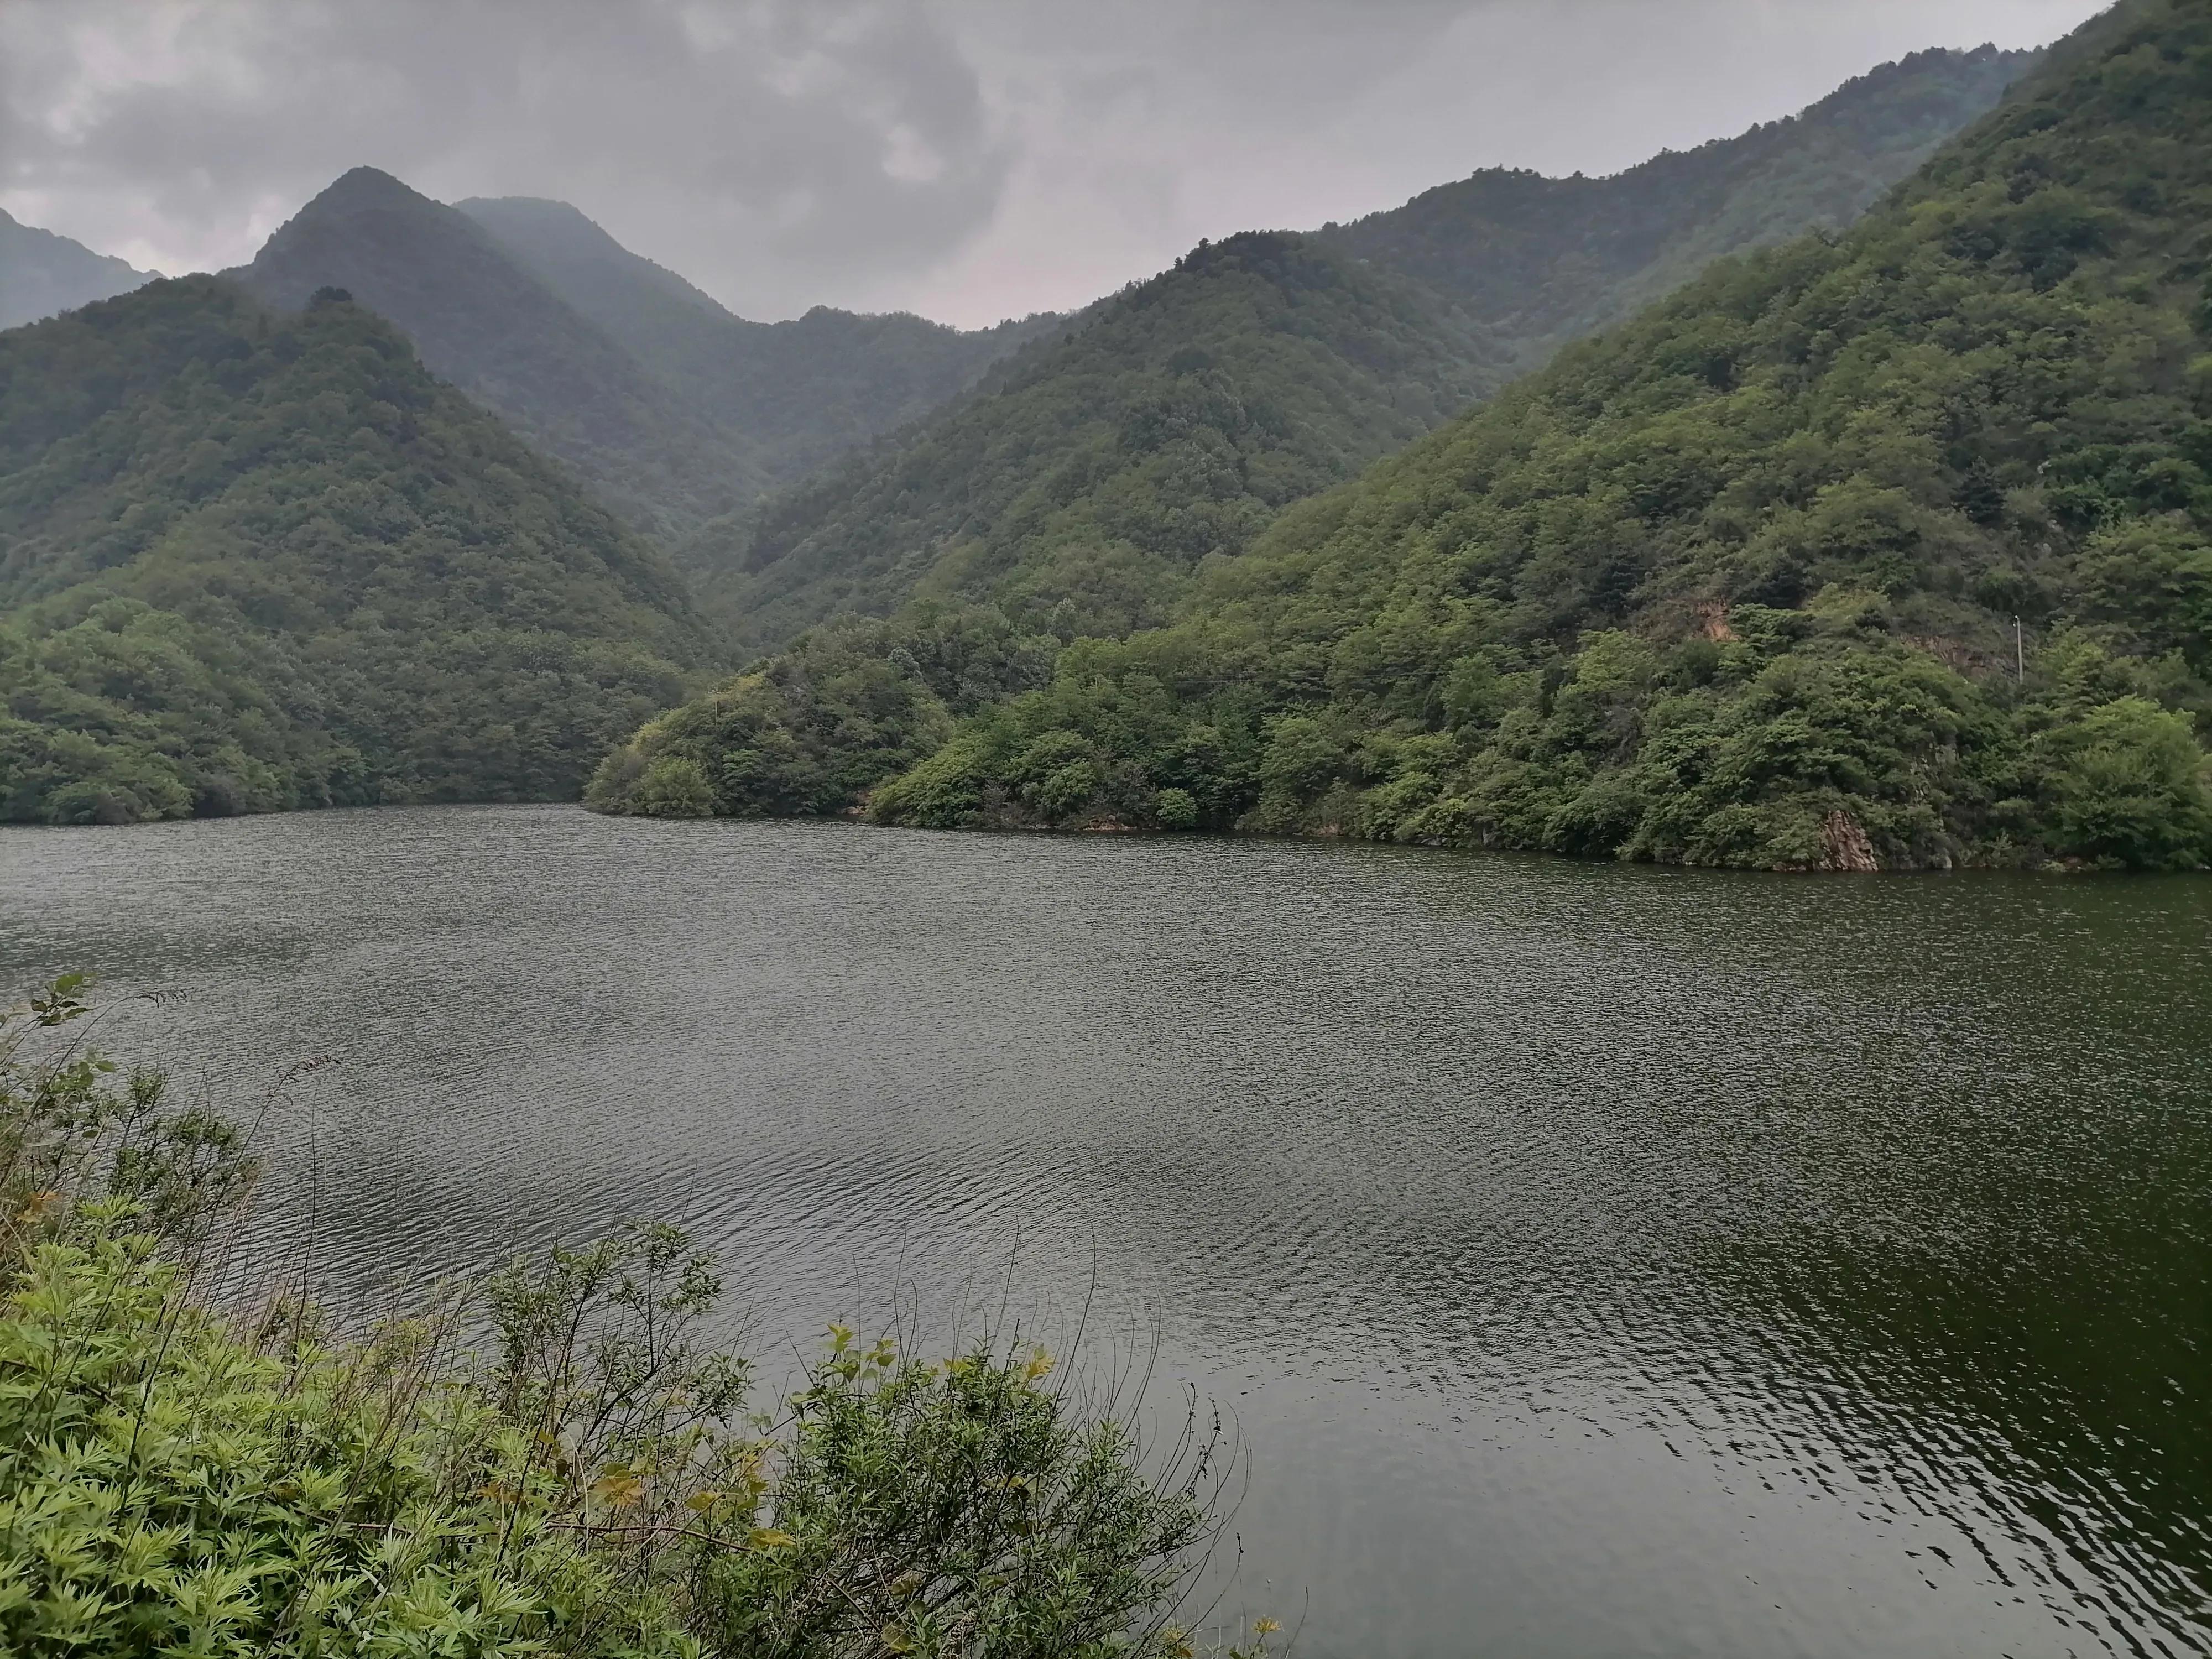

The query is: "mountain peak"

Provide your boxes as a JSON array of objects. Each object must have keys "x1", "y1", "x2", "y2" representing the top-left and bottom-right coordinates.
[
  {"x1": 231, "y1": 164, "x2": 752, "y2": 536},
  {"x1": 238, "y1": 165, "x2": 479, "y2": 298},
  {"x1": 0, "y1": 210, "x2": 154, "y2": 331},
  {"x1": 236, "y1": 165, "x2": 525, "y2": 310},
  {"x1": 311, "y1": 165, "x2": 434, "y2": 212}
]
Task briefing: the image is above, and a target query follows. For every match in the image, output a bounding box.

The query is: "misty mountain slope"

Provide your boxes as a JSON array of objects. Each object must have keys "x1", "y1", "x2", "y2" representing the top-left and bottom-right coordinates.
[
  {"x1": 229, "y1": 167, "x2": 754, "y2": 536},
  {"x1": 684, "y1": 46, "x2": 2031, "y2": 657},
  {"x1": 457, "y1": 195, "x2": 1048, "y2": 484},
  {"x1": 0, "y1": 277, "x2": 711, "y2": 825},
  {"x1": 598, "y1": 0, "x2": 2212, "y2": 876},
  {"x1": 690, "y1": 231, "x2": 1511, "y2": 651},
  {"x1": 0, "y1": 210, "x2": 154, "y2": 331},
  {"x1": 1324, "y1": 44, "x2": 2037, "y2": 362}
]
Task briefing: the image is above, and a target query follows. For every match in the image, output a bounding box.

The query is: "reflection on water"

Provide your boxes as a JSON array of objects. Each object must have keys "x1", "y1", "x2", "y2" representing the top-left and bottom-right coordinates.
[{"x1": 2, "y1": 805, "x2": 2206, "y2": 1657}]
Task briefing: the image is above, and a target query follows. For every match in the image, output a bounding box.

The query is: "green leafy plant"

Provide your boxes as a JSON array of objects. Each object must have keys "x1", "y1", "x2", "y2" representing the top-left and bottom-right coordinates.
[
  {"x1": 0, "y1": 980, "x2": 1276, "y2": 1658},
  {"x1": 0, "y1": 974, "x2": 257, "y2": 1259}
]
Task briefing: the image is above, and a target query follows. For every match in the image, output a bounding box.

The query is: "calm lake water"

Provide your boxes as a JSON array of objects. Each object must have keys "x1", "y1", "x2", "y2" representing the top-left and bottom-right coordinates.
[{"x1": 2, "y1": 805, "x2": 2207, "y2": 1657}]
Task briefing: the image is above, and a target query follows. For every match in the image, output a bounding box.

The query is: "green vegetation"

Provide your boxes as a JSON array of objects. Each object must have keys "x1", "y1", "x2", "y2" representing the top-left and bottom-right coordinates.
[
  {"x1": 0, "y1": 277, "x2": 710, "y2": 825},
  {"x1": 604, "y1": 0, "x2": 2212, "y2": 872},
  {"x1": 0, "y1": 210, "x2": 152, "y2": 332},
  {"x1": 234, "y1": 169, "x2": 754, "y2": 538},
  {"x1": 687, "y1": 234, "x2": 1507, "y2": 652},
  {"x1": 685, "y1": 47, "x2": 2028, "y2": 656},
  {"x1": 0, "y1": 975, "x2": 1270, "y2": 1657},
  {"x1": 587, "y1": 604, "x2": 1054, "y2": 819},
  {"x1": 598, "y1": 44, "x2": 2056, "y2": 838}
]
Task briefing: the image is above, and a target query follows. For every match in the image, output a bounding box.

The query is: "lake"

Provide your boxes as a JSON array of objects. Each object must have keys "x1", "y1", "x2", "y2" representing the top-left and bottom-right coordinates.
[{"x1": 2, "y1": 804, "x2": 2206, "y2": 1657}]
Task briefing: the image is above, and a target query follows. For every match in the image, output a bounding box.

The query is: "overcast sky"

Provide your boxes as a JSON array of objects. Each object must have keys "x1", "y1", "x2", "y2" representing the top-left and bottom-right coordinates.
[{"x1": 1, "y1": 0, "x2": 2110, "y2": 330}]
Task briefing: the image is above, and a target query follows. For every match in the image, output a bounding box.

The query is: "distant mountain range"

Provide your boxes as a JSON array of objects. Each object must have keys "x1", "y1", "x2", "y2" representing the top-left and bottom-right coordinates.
[
  {"x1": 1321, "y1": 45, "x2": 2033, "y2": 363},
  {"x1": 690, "y1": 230, "x2": 1511, "y2": 651},
  {"x1": 227, "y1": 168, "x2": 747, "y2": 538},
  {"x1": 225, "y1": 171, "x2": 1044, "y2": 539},
  {"x1": 453, "y1": 196, "x2": 1052, "y2": 490},
  {"x1": 0, "y1": 210, "x2": 154, "y2": 330},
  {"x1": 0, "y1": 43, "x2": 2031, "y2": 605}
]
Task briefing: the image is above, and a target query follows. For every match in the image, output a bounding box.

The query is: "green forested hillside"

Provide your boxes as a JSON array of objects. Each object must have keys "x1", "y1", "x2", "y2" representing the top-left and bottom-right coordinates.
[
  {"x1": 456, "y1": 195, "x2": 1047, "y2": 486},
  {"x1": 597, "y1": 0, "x2": 2212, "y2": 872},
  {"x1": 232, "y1": 169, "x2": 751, "y2": 538},
  {"x1": 0, "y1": 210, "x2": 152, "y2": 331},
  {"x1": 0, "y1": 277, "x2": 709, "y2": 824},
  {"x1": 688, "y1": 232, "x2": 1509, "y2": 651},
  {"x1": 679, "y1": 46, "x2": 2031, "y2": 655},
  {"x1": 1323, "y1": 45, "x2": 2035, "y2": 363}
]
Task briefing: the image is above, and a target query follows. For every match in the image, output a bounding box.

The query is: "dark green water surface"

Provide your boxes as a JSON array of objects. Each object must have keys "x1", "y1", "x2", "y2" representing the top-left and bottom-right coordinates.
[{"x1": 2, "y1": 805, "x2": 2206, "y2": 1657}]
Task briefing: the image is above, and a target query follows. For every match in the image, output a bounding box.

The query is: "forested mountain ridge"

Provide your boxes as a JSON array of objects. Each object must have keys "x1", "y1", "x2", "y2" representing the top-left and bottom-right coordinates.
[
  {"x1": 225, "y1": 171, "x2": 1044, "y2": 541},
  {"x1": 676, "y1": 45, "x2": 2035, "y2": 655},
  {"x1": 230, "y1": 168, "x2": 749, "y2": 538},
  {"x1": 0, "y1": 210, "x2": 153, "y2": 331},
  {"x1": 456, "y1": 195, "x2": 1048, "y2": 489},
  {"x1": 688, "y1": 232, "x2": 1511, "y2": 651},
  {"x1": 1322, "y1": 45, "x2": 2037, "y2": 363},
  {"x1": 596, "y1": 0, "x2": 2212, "y2": 873},
  {"x1": 0, "y1": 277, "x2": 710, "y2": 824}
]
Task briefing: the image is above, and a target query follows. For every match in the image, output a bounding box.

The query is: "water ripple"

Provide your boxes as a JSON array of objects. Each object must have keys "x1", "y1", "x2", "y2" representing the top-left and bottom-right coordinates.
[{"x1": 2, "y1": 806, "x2": 2207, "y2": 1657}]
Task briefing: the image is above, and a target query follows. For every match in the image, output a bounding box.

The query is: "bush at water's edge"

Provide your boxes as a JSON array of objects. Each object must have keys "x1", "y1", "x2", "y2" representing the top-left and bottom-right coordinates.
[{"x1": 0, "y1": 975, "x2": 1280, "y2": 1659}]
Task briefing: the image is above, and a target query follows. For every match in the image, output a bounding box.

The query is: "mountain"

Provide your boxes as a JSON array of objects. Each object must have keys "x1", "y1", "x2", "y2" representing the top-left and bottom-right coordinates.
[
  {"x1": 0, "y1": 277, "x2": 711, "y2": 824},
  {"x1": 594, "y1": 0, "x2": 2212, "y2": 873},
  {"x1": 1322, "y1": 44, "x2": 2037, "y2": 365},
  {"x1": 455, "y1": 195, "x2": 1047, "y2": 486},
  {"x1": 229, "y1": 168, "x2": 748, "y2": 537},
  {"x1": 690, "y1": 232, "x2": 1510, "y2": 652},
  {"x1": 225, "y1": 170, "x2": 1042, "y2": 540},
  {"x1": 0, "y1": 211, "x2": 154, "y2": 331},
  {"x1": 684, "y1": 45, "x2": 2036, "y2": 654}
]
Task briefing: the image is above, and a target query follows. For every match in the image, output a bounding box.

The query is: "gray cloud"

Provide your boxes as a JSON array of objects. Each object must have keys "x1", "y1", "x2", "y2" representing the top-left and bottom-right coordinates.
[
  {"x1": 0, "y1": 0, "x2": 1010, "y2": 315},
  {"x1": 1, "y1": 0, "x2": 2109, "y2": 327}
]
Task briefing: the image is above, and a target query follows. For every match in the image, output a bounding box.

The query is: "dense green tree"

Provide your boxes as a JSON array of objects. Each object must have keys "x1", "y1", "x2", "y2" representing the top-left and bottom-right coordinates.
[
  {"x1": 683, "y1": 46, "x2": 2032, "y2": 656},
  {"x1": 589, "y1": 604, "x2": 1053, "y2": 819},
  {"x1": 613, "y1": 0, "x2": 2212, "y2": 872},
  {"x1": 0, "y1": 277, "x2": 711, "y2": 823}
]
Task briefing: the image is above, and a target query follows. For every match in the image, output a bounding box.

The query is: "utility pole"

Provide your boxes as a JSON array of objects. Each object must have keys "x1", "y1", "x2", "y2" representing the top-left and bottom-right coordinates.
[{"x1": 2015, "y1": 615, "x2": 2025, "y2": 685}]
